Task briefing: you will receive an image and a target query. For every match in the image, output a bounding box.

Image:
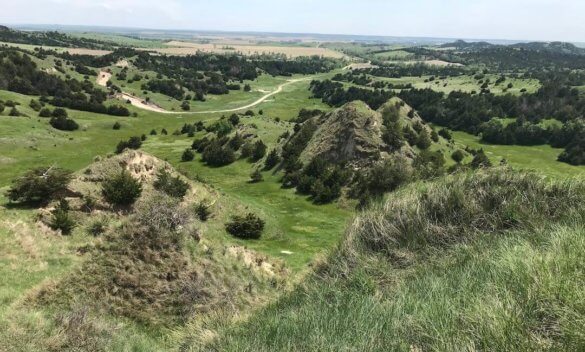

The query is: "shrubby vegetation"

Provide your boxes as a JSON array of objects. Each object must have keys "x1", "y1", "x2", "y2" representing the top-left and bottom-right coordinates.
[
  {"x1": 209, "y1": 169, "x2": 585, "y2": 351},
  {"x1": 115, "y1": 136, "x2": 142, "y2": 154},
  {"x1": 0, "y1": 25, "x2": 115, "y2": 49},
  {"x1": 120, "y1": 50, "x2": 341, "y2": 101},
  {"x1": 225, "y1": 213, "x2": 265, "y2": 239},
  {"x1": 153, "y1": 169, "x2": 190, "y2": 199},
  {"x1": 0, "y1": 48, "x2": 130, "y2": 116},
  {"x1": 101, "y1": 170, "x2": 142, "y2": 206},
  {"x1": 201, "y1": 139, "x2": 236, "y2": 166},
  {"x1": 310, "y1": 70, "x2": 585, "y2": 164},
  {"x1": 49, "y1": 115, "x2": 79, "y2": 131},
  {"x1": 5, "y1": 166, "x2": 72, "y2": 205},
  {"x1": 49, "y1": 199, "x2": 76, "y2": 235}
]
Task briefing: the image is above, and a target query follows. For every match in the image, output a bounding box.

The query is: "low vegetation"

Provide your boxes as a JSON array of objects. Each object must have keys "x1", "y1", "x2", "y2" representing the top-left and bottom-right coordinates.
[
  {"x1": 225, "y1": 212, "x2": 266, "y2": 240},
  {"x1": 101, "y1": 170, "x2": 142, "y2": 206},
  {"x1": 206, "y1": 169, "x2": 585, "y2": 351},
  {"x1": 5, "y1": 166, "x2": 72, "y2": 205},
  {"x1": 1, "y1": 24, "x2": 585, "y2": 351}
]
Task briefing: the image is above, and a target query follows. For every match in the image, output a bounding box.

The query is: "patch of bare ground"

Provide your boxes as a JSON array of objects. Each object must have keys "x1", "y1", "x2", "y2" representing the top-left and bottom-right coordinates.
[
  {"x1": 397, "y1": 59, "x2": 464, "y2": 67},
  {"x1": 95, "y1": 70, "x2": 111, "y2": 87},
  {"x1": 65, "y1": 48, "x2": 112, "y2": 56},
  {"x1": 344, "y1": 62, "x2": 379, "y2": 70},
  {"x1": 114, "y1": 59, "x2": 129, "y2": 68},
  {"x1": 117, "y1": 92, "x2": 167, "y2": 113}
]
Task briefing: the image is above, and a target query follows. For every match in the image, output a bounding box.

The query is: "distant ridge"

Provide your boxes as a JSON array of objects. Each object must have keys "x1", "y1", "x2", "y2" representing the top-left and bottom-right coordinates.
[{"x1": 442, "y1": 39, "x2": 585, "y2": 55}]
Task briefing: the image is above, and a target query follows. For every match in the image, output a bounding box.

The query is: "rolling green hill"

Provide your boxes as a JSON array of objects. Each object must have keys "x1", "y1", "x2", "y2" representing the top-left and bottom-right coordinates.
[
  {"x1": 0, "y1": 27, "x2": 584, "y2": 351},
  {"x1": 203, "y1": 169, "x2": 585, "y2": 351}
]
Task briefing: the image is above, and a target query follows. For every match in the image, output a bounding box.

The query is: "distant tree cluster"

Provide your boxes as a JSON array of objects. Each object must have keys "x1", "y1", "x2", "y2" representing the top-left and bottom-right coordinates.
[
  {"x1": 0, "y1": 26, "x2": 115, "y2": 50},
  {"x1": 310, "y1": 69, "x2": 585, "y2": 165},
  {"x1": 115, "y1": 136, "x2": 142, "y2": 154},
  {"x1": 0, "y1": 48, "x2": 129, "y2": 116}
]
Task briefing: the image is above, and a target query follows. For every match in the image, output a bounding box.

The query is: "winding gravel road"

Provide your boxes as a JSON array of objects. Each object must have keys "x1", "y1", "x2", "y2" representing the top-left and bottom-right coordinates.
[{"x1": 97, "y1": 70, "x2": 310, "y2": 115}]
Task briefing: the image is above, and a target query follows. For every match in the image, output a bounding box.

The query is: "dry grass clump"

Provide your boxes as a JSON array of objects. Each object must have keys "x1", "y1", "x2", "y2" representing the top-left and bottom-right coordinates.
[{"x1": 345, "y1": 168, "x2": 585, "y2": 258}]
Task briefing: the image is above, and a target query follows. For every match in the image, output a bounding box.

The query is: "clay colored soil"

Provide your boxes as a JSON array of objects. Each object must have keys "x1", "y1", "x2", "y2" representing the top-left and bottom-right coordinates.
[{"x1": 96, "y1": 70, "x2": 112, "y2": 87}]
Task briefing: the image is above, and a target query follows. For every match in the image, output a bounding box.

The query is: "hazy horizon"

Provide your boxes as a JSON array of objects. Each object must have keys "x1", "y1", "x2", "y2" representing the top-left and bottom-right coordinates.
[{"x1": 2, "y1": 0, "x2": 585, "y2": 43}]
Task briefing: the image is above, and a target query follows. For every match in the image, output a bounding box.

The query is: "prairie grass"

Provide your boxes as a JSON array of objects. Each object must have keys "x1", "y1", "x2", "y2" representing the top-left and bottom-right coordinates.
[{"x1": 204, "y1": 169, "x2": 585, "y2": 351}]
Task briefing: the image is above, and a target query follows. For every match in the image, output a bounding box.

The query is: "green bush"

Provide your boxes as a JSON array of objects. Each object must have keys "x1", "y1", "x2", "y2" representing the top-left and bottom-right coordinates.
[
  {"x1": 115, "y1": 136, "x2": 142, "y2": 154},
  {"x1": 202, "y1": 140, "x2": 235, "y2": 166},
  {"x1": 451, "y1": 150, "x2": 465, "y2": 164},
  {"x1": 353, "y1": 156, "x2": 413, "y2": 200},
  {"x1": 50, "y1": 116, "x2": 79, "y2": 131},
  {"x1": 87, "y1": 216, "x2": 108, "y2": 236},
  {"x1": 9, "y1": 107, "x2": 21, "y2": 116},
  {"x1": 250, "y1": 140, "x2": 267, "y2": 162},
  {"x1": 49, "y1": 199, "x2": 76, "y2": 235},
  {"x1": 264, "y1": 149, "x2": 281, "y2": 170},
  {"x1": 6, "y1": 167, "x2": 72, "y2": 205},
  {"x1": 229, "y1": 113, "x2": 240, "y2": 126},
  {"x1": 471, "y1": 150, "x2": 492, "y2": 168},
  {"x1": 194, "y1": 201, "x2": 211, "y2": 222},
  {"x1": 52, "y1": 108, "x2": 68, "y2": 118},
  {"x1": 101, "y1": 170, "x2": 142, "y2": 206},
  {"x1": 240, "y1": 141, "x2": 254, "y2": 159},
  {"x1": 250, "y1": 169, "x2": 263, "y2": 183},
  {"x1": 229, "y1": 133, "x2": 244, "y2": 151},
  {"x1": 438, "y1": 128, "x2": 452, "y2": 140},
  {"x1": 225, "y1": 213, "x2": 265, "y2": 239},
  {"x1": 39, "y1": 107, "x2": 52, "y2": 117},
  {"x1": 414, "y1": 150, "x2": 446, "y2": 179},
  {"x1": 182, "y1": 149, "x2": 195, "y2": 162},
  {"x1": 29, "y1": 99, "x2": 42, "y2": 112},
  {"x1": 416, "y1": 129, "x2": 432, "y2": 150},
  {"x1": 153, "y1": 169, "x2": 190, "y2": 198}
]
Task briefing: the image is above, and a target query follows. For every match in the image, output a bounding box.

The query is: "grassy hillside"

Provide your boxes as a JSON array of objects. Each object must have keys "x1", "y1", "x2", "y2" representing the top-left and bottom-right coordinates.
[
  {"x1": 450, "y1": 129, "x2": 585, "y2": 177},
  {"x1": 1, "y1": 31, "x2": 584, "y2": 351},
  {"x1": 204, "y1": 169, "x2": 585, "y2": 351}
]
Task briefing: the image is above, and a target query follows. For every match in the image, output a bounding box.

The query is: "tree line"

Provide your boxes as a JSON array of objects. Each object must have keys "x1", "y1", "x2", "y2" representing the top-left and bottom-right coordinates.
[
  {"x1": 309, "y1": 74, "x2": 585, "y2": 165},
  {"x1": 0, "y1": 48, "x2": 130, "y2": 116}
]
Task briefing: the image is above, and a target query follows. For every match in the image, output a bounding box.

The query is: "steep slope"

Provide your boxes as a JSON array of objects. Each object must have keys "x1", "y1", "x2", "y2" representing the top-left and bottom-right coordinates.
[
  {"x1": 300, "y1": 101, "x2": 384, "y2": 165},
  {"x1": 202, "y1": 169, "x2": 585, "y2": 351},
  {"x1": 299, "y1": 97, "x2": 446, "y2": 166},
  {"x1": 5, "y1": 151, "x2": 287, "y2": 350}
]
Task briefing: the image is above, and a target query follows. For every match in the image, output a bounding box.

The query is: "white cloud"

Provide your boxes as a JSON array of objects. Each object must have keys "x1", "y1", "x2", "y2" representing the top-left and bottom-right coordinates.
[{"x1": 1, "y1": 0, "x2": 584, "y2": 42}]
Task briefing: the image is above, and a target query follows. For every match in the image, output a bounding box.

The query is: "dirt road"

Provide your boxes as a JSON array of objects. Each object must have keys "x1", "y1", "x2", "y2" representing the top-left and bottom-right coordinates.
[{"x1": 98, "y1": 72, "x2": 311, "y2": 114}]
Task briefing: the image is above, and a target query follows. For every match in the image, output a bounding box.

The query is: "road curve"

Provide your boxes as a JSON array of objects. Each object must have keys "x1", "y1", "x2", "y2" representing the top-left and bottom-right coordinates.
[{"x1": 98, "y1": 71, "x2": 312, "y2": 115}]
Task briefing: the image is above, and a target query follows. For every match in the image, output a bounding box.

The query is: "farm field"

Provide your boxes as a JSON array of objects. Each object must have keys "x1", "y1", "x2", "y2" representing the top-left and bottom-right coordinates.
[{"x1": 152, "y1": 40, "x2": 346, "y2": 58}]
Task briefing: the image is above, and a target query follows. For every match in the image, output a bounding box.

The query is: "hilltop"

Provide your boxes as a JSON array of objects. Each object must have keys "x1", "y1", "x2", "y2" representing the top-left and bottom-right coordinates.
[
  {"x1": 300, "y1": 97, "x2": 445, "y2": 166},
  {"x1": 440, "y1": 39, "x2": 585, "y2": 56},
  {"x1": 1, "y1": 151, "x2": 287, "y2": 350}
]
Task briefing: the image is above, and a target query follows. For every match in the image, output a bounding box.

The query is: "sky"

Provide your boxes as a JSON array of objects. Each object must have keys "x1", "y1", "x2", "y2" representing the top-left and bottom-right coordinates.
[{"x1": 1, "y1": 0, "x2": 584, "y2": 42}]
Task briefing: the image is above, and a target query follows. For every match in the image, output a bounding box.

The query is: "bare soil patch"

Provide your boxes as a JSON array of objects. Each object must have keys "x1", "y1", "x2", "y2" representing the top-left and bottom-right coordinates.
[
  {"x1": 96, "y1": 70, "x2": 112, "y2": 87},
  {"x1": 65, "y1": 48, "x2": 112, "y2": 56}
]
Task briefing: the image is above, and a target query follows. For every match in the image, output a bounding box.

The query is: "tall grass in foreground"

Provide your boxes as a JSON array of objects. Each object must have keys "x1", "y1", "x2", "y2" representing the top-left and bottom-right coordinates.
[{"x1": 202, "y1": 169, "x2": 585, "y2": 351}]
